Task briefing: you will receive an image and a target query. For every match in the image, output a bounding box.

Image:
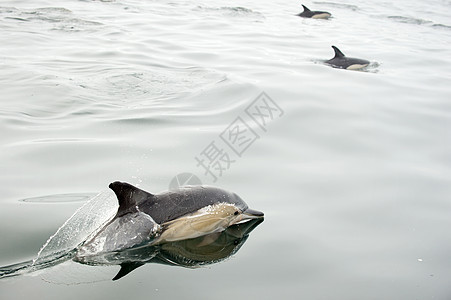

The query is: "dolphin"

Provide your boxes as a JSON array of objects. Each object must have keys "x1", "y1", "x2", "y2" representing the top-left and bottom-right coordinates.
[
  {"x1": 298, "y1": 5, "x2": 331, "y2": 19},
  {"x1": 325, "y1": 46, "x2": 370, "y2": 70},
  {"x1": 76, "y1": 181, "x2": 264, "y2": 258}
]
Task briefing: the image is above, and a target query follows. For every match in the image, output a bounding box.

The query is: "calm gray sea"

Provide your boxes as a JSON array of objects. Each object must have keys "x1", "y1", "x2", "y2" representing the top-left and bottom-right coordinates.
[{"x1": 1, "y1": 0, "x2": 451, "y2": 299}]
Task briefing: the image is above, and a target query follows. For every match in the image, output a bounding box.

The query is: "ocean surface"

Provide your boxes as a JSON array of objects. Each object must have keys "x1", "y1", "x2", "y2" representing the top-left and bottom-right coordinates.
[{"x1": 1, "y1": 0, "x2": 451, "y2": 299}]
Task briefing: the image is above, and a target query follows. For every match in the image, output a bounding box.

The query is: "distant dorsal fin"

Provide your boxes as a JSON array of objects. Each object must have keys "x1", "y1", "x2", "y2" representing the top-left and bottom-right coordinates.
[
  {"x1": 332, "y1": 46, "x2": 345, "y2": 58},
  {"x1": 302, "y1": 5, "x2": 311, "y2": 12},
  {"x1": 109, "y1": 181, "x2": 154, "y2": 217}
]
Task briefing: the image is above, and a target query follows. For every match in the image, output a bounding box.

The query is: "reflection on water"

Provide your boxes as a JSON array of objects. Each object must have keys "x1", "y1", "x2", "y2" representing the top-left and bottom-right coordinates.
[
  {"x1": 0, "y1": 218, "x2": 262, "y2": 282},
  {"x1": 77, "y1": 218, "x2": 263, "y2": 280}
]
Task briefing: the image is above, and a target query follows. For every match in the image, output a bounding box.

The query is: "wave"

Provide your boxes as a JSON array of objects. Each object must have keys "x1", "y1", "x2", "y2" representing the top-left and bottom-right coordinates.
[
  {"x1": 387, "y1": 15, "x2": 432, "y2": 25},
  {"x1": 386, "y1": 15, "x2": 451, "y2": 30},
  {"x1": 193, "y1": 6, "x2": 264, "y2": 19},
  {"x1": 313, "y1": 1, "x2": 359, "y2": 11},
  {"x1": 0, "y1": 6, "x2": 103, "y2": 32}
]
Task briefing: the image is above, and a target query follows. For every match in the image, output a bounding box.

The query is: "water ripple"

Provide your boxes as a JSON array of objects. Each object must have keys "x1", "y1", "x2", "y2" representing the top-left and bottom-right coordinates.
[
  {"x1": 19, "y1": 193, "x2": 95, "y2": 203},
  {"x1": 0, "y1": 6, "x2": 103, "y2": 32}
]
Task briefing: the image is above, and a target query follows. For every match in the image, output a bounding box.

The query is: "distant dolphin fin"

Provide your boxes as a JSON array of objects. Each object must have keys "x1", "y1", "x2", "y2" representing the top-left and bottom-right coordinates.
[
  {"x1": 109, "y1": 181, "x2": 154, "y2": 217},
  {"x1": 302, "y1": 5, "x2": 311, "y2": 12},
  {"x1": 113, "y1": 262, "x2": 145, "y2": 281},
  {"x1": 332, "y1": 46, "x2": 345, "y2": 58}
]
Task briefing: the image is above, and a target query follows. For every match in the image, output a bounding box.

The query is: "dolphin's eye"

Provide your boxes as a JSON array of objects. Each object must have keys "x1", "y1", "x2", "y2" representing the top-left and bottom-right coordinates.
[{"x1": 234, "y1": 210, "x2": 239, "y2": 216}]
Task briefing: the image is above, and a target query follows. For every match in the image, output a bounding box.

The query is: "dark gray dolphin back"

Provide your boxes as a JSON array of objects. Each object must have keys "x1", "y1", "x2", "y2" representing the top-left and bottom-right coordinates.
[
  {"x1": 300, "y1": 5, "x2": 312, "y2": 17},
  {"x1": 109, "y1": 181, "x2": 154, "y2": 218},
  {"x1": 109, "y1": 182, "x2": 248, "y2": 224},
  {"x1": 299, "y1": 5, "x2": 329, "y2": 18},
  {"x1": 143, "y1": 186, "x2": 248, "y2": 224},
  {"x1": 326, "y1": 45, "x2": 370, "y2": 69}
]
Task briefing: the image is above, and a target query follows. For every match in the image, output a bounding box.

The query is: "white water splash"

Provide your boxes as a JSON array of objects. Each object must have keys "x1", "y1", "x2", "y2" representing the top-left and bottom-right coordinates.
[
  {"x1": 32, "y1": 190, "x2": 118, "y2": 267},
  {"x1": 76, "y1": 210, "x2": 159, "y2": 258}
]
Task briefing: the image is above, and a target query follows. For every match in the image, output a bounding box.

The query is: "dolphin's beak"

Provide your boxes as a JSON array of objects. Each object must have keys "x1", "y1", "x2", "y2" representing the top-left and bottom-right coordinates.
[
  {"x1": 232, "y1": 208, "x2": 264, "y2": 225},
  {"x1": 243, "y1": 208, "x2": 264, "y2": 218}
]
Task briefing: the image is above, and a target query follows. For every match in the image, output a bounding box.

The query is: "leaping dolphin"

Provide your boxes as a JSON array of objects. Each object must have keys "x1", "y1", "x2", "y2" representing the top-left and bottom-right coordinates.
[
  {"x1": 76, "y1": 181, "x2": 264, "y2": 258},
  {"x1": 325, "y1": 46, "x2": 370, "y2": 70},
  {"x1": 0, "y1": 183, "x2": 263, "y2": 281},
  {"x1": 298, "y1": 4, "x2": 331, "y2": 19}
]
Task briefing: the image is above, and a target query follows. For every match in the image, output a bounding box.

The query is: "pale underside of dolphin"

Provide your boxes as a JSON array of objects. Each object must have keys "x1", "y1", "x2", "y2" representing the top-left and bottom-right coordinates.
[{"x1": 76, "y1": 181, "x2": 264, "y2": 258}]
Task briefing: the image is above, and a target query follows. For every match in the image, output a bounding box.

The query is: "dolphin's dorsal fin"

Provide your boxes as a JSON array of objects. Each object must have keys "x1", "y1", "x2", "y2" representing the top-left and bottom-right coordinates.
[
  {"x1": 113, "y1": 262, "x2": 145, "y2": 281},
  {"x1": 109, "y1": 181, "x2": 154, "y2": 217},
  {"x1": 302, "y1": 5, "x2": 311, "y2": 12},
  {"x1": 332, "y1": 46, "x2": 345, "y2": 58}
]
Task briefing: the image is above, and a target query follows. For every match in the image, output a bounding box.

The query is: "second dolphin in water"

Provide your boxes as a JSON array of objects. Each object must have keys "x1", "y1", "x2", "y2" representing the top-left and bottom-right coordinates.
[
  {"x1": 298, "y1": 5, "x2": 331, "y2": 19},
  {"x1": 325, "y1": 46, "x2": 370, "y2": 70},
  {"x1": 76, "y1": 181, "x2": 264, "y2": 258}
]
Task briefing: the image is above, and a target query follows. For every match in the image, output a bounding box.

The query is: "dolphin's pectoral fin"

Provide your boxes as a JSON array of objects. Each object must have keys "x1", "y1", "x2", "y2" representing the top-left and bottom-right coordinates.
[
  {"x1": 109, "y1": 181, "x2": 155, "y2": 217},
  {"x1": 113, "y1": 262, "x2": 145, "y2": 281}
]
